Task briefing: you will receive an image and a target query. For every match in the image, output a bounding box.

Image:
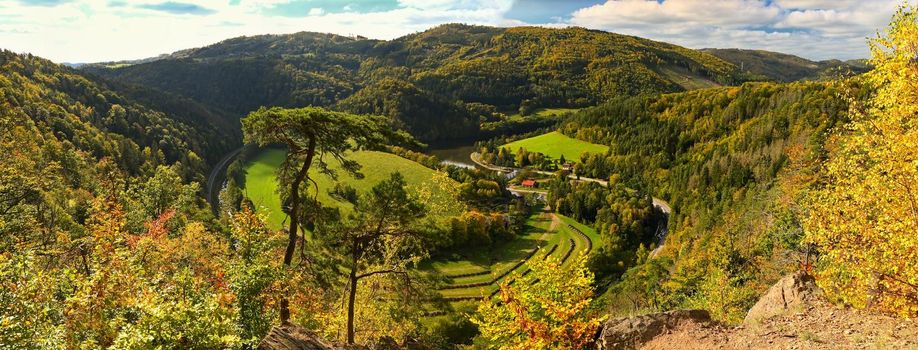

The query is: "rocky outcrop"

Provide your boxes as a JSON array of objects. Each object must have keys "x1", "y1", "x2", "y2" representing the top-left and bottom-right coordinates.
[
  {"x1": 744, "y1": 271, "x2": 819, "y2": 325},
  {"x1": 595, "y1": 309, "x2": 712, "y2": 350},
  {"x1": 258, "y1": 325, "x2": 342, "y2": 350},
  {"x1": 258, "y1": 326, "x2": 431, "y2": 350}
]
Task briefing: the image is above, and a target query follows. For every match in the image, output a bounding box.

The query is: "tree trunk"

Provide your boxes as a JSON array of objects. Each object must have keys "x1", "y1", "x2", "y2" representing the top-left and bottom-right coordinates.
[
  {"x1": 280, "y1": 136, "x2": 317, "y2": 324},
  {"x1": 347, "y1": 268, "x2": 358, "y2": 344}
]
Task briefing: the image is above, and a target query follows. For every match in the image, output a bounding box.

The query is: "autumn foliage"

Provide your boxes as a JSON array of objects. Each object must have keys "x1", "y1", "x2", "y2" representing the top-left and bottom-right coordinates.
[
  {"x1": 474, "y1": 256, "x2": 602, "y2": 350},
  {"x1": 804, "y1": 4, "x2": 918, "y2": 317}
]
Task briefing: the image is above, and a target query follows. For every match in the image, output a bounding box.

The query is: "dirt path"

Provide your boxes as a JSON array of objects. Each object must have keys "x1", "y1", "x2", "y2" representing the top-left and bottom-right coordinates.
[{"x1": 548, "y1": 213, "x2": 561, "y2": 231}]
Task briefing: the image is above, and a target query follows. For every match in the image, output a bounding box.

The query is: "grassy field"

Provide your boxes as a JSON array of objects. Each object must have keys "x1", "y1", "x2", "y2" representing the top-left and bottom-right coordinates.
[
  {"x1": 503, "y1": 107, "x2": 581, "y2": 121},
  {"x1": 243, "y1": 148, "x2": 465, "y2": 230},
  {"x1": 501, "y1": 131, "x2": 609, "y2": 162},
  {"x1": 242, "y1": 148, "x2": 600, "y2": 303},
  {"x1": 428, "y1": 211, "x2": 598, "y2": 300}
]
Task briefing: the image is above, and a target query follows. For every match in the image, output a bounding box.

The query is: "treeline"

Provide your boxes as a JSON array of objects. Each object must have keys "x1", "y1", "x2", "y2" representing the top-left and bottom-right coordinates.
[
  {"x1": 88, "y1": 24, "x2": 758, "y2": 143},
  {"x1": 385, "y1": 145, "x2": 534, "y2": 252},
  {"x1": 479, "y1": 146, "x2": 576, "y2": 171},
  {"x1": 562, "y1": 82, "x2": 848, "y2": 222},
  {"x1": 1, "y1": 51, "x2": 238, "y2": 177},
  {"x1": 701, "y1": 48, "x2": 870, "y2": 83}
]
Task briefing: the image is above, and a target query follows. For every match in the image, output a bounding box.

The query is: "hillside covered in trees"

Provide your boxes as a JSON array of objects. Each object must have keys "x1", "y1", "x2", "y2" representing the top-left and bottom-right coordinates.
[
  {"x1": 0, "y1": 50, "x2": 248, "y2": 347},
  {"x1": 559, "y1": 80, "x2": 851, "y2": 321},
  {"x1": 85, "y1": 24, "x2": 758, "y2": 143},
  {"x1": 3, "y1": 3, "x2": 917, "y2": 348},
  {"x1": 701, "y1": 48, "x2": 870, "y2": 83}
]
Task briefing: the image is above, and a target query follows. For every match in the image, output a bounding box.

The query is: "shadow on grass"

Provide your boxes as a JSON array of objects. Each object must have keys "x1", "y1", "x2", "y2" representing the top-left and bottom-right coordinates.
[{"x1": 423, "y1": 214, "x2": 554, "y2": 276}]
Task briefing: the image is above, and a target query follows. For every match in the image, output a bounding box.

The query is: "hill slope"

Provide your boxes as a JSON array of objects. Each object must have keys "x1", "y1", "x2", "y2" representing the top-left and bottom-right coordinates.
[
  {"x1": 560, "y1": 81, "x2": 852, "y2": 322},
  {"x1": 701, "y1": 48, "x2": 870, "y2": 82},
  {"x1": 0, "y1": 49, "x2": 233, "y2": 249},
  {"x1": 85, "y1": 25, "x2": 752, "y2": 143}
]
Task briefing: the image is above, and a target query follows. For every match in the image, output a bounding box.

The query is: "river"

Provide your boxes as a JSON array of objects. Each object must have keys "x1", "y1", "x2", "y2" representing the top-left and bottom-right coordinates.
[{"x1": 427, "y1": 143, "x2": 479, "y2": 169}]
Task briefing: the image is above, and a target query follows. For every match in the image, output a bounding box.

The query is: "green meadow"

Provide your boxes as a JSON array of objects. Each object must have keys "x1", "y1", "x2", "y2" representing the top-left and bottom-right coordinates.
[
  {"x1": 501, "y1": 131, "x2": 609, "y2": 162},
  {"x1": 243, "y1": 148, "x2": 599, "y2": 302},
  {"x1": 242, "y1": 148, "x2": 465, "y2": 230}
]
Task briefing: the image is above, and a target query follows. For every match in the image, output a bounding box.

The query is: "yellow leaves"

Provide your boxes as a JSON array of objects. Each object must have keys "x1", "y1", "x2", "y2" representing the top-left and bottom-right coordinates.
[
  {"x1": 473, "y1": 256, "x2": 600, "y2": 350},
  {"x1": 804, "y1": 2, "x2": 918, "y2": 318}
]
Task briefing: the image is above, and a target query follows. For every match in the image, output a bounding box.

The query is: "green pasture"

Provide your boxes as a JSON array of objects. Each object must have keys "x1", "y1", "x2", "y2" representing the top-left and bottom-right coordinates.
[
  {"x1": 501, "y1": 131, "x2": 609, "y2": 162},
  {"x1": 242, "y1": 148, "x2": 465, "y2": 230}
]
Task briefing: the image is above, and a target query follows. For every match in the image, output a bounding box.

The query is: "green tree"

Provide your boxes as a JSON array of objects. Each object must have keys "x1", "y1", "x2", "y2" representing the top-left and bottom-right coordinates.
[
  {"x1": 241, "y1": 106, "x2": 413, "y2": 323},
  {"x1": 316, "y1": 173, "x2": 428, "y2": 344},
  {"x1": 226, "y1": 205, "x2": 285, "y2": 345}
]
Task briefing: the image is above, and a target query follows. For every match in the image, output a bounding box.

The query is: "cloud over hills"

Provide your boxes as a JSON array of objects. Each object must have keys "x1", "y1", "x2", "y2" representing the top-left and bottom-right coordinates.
[{"x1": 0, "y1": 0, "x2": 901, "y2": 63}]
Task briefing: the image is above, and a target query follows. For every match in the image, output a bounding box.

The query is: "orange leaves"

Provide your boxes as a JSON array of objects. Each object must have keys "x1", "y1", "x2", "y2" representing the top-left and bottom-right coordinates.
[{"x1": 143, "y1": 208, "x2": 175, "y2": 241}]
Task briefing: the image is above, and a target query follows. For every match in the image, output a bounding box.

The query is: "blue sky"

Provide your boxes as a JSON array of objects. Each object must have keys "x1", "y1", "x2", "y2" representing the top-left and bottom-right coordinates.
[{"x1": 0, "y1": 0, "x2": 903, "y2": 63}]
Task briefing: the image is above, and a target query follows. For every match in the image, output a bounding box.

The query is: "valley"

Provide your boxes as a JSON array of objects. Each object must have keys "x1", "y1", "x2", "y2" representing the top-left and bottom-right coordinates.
[
  {"x1": 230, "y1": 136, "x2": 603, "y2": 304},
  {"x1": 3, "y1": 3, "x2": 917, "y2": 349}
]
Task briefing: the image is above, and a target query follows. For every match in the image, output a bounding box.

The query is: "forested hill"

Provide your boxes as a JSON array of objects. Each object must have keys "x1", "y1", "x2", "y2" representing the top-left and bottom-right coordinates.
[
  {"x1": 85, "y1": 24, "x2": 756, "y2": 143},
  {"x1": 559, "y1": 81, "x2": 853, "y2": 321},
  {"x1": 0, "y1": 50, "x2": 238, "y2": 175},
  {"x1": 701, "y1": 48, "x2": 870, "y2": 82}
]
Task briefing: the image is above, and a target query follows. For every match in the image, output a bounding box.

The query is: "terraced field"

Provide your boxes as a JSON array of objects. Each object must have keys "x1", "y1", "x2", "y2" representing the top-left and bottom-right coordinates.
[
  {"x1": 425, "y1": 211, "x2": 597, "y2": 302},
  {"x1": 244, "y1": 148, "x2": 599, "y2": 305}
]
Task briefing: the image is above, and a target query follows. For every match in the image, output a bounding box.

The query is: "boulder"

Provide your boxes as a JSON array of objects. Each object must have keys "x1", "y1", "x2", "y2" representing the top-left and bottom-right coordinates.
[
  {"x1": 743, "y1": 271, "x2": 819, "y2": 325},
  {"x1": 595, "y1": 309, "x2": 712, "y2": 350},
  {"x1": 258, "y1": 325, "x2": 430, "y2": 350},
  {"x1": 258, "y1": 325, "x2": 342, "y2": 350}
]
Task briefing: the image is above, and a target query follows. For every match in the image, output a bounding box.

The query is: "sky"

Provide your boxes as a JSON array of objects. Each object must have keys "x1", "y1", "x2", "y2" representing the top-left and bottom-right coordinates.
[{"x1": 0, "y1": 0, "x2": 904, "y2": 63}]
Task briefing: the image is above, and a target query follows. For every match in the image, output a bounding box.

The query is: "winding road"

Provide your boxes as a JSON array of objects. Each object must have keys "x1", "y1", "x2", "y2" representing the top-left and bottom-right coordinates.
[{"x1": 206, "y1": 146, "x2": 244, "y2": 214}]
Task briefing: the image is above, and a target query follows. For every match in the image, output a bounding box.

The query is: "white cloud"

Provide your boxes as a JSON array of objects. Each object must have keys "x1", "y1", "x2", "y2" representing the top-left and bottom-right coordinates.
[
  {"x1": 572, "y1": 0, "x2": 780, "y2": 29},
  {"x1": 567, "y1": 0, "x2": 900, "y2": 60},
  {"x1": 0, "y1": 0, "x2": 903, "y2": 63},
  {"x1": 0, "y1": 0, "x2": 516, "y2": 62}
]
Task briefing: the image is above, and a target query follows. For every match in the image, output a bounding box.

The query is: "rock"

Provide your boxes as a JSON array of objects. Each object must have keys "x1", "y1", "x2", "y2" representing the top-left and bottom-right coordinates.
[
  {"x1": 258, "y1": 325, "x2": 343, "y2": 350},
  {"x1": 744, "y1": 271, "x2": 819, "y2": 325},
  {"x1": 595, "y1": 309, "x2": 712, "y2": 350},
  {"x1": 258, "y1": 325, "x2": 430, "y2": 350}
]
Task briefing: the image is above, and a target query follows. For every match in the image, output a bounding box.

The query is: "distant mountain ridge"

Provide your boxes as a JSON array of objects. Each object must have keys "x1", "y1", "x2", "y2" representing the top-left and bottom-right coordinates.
[
  {"x1": 701, "y1": 48, "x2": 870, "y2": 82},
  {"x1": 83, "y1": 24, "x2": 758, "y2": 143}
]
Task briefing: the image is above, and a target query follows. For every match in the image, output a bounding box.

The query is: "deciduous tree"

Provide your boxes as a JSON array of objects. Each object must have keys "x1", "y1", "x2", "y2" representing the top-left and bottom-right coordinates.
[
  {"x1": 473, "y1": 256, "x2": 601, "y2": 350},
  {"x1": 804, "y1": 4, "x2": 918, "y2": 317}
]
